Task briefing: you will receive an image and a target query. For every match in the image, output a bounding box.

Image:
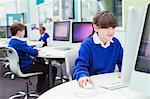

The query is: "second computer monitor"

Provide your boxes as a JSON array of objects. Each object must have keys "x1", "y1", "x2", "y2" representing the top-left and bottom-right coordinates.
[
  {"x1": 53, "y1": 21, "x2": 70, "y2": 41},
  {"x1": 72, "y1": 22, "x2": 93, "y2": 43}
]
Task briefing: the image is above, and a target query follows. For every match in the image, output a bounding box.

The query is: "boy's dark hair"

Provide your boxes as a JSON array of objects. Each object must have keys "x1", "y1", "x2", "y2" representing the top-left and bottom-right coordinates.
[
  {"x1": 10, "y1": 23, "x2": 25, "y2": 36},
  {"x1": 93, "y1": 11, "x2": 117, "y2": 28},
  {"x1": 40, "y1": 26, "x2": 46, "y2": 31}
]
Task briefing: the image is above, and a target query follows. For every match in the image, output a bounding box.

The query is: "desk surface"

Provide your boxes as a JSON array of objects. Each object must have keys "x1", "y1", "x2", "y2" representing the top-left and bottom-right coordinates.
[
  {"x1": 38, "y1": 46, "x2": 73, "y2": 58},
  {"x1": 38, "y1": 72, "x2": 149, "y2": 99},
  {"x1": 0, "y1": 38, "x2": 44, "y2": 47}
]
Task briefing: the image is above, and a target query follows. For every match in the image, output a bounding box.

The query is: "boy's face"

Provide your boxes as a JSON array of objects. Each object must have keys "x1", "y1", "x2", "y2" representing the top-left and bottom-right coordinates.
[
  {"x1": 93, "y1": 24, "x2": 115, "y2": 42},
  {"x1": 39, "y1": 28, "x2": 44, "y2": 35},
  {"x1": 17, "y1": 30, "x2": 25, "y2": 38}
]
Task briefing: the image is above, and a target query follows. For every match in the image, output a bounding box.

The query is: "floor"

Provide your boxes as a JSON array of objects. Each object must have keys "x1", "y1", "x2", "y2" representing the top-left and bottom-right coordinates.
[{"x1": 0, "y1": 63, "x2": 65, "y2": 99}]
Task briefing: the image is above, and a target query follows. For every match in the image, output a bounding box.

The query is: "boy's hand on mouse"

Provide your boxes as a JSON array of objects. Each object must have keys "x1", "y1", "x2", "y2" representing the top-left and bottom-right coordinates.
[{"x1": 78, "y1": 76, "x2": 93, "y2": 88}]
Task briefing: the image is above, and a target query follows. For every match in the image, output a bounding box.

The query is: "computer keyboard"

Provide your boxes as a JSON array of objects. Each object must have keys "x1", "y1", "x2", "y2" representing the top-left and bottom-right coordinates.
[
  {"x1": 54, "y1": 47, "x2": 71, "y2": 50},
  {"x1": 96, "y1": 75, "x2": 128, "y2": 90},
  {"x1": 98, "y1": 81, "x2": 128, "y2": 90}
]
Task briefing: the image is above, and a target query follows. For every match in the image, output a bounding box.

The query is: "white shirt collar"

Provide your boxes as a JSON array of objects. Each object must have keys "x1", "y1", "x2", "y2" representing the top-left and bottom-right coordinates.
[
  {"x1": 41, "y1": 32, "x2": 46, "y2": 37},
  {"x1": 11, "y1": 36, "x2": 25, "y2": 41},
  {"x1": 93, "y1": 33, "x2": 114, "y2": 48}
]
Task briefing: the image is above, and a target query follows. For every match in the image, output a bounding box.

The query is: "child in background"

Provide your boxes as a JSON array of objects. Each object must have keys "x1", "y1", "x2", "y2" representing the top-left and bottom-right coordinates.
[
  {"x1": 73, "y1": 11, "x2": 123, "y2": 88},
  {"x1": 8, "y1": 23, "x2": 57, "y2": 94},
  {"x1": 39, "y1": 26, "x2": 49, "y2": 47}
]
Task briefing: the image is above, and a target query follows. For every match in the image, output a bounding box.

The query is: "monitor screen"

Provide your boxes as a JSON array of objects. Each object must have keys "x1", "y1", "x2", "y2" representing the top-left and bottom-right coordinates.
[
  {"x1": 135, "y1": 4, "x2": 150, "y2": 74},
  {"x1": 6, "y1": 26, "x2": 11, "y2": 38},
  {"x1": 72, "y1": 22, "x2": 93, "y2": 43},
  {"x1": 6, "y1": 26, "x2": 27, "y2": 38},
  {"x1": 0, "y1": 26, "x2": 6, "y2": 38},
  {"x1": 53, "y1": 21, "x2": 70, "y2": 41},
  {"x1": 24, "y1": 26, "x2": 27, "y2": 37}
]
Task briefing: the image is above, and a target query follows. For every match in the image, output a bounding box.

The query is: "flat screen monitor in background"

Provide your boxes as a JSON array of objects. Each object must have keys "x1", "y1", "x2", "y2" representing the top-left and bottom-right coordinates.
[
  {"x1": 6, "y1": 26, "x2": 27, "y2": 38},
  {"x1": 130, "y1": 3, "x2": 150, "y2": 96},
  {"x1": 53, "y1": 21, "x2": 70, "y2": 41},
  {"x1": 0, "y1": 26, "x2": 6, "y2": 38},
  {"x1": 72, "y1": 22, "x2": 93, "y2": 43},
  {"x1": 6, "y1": 26, "x2": 11, "y2": 38},
  {"x1": 24, "y1": 26, "x2": 27, "y2": 37}
]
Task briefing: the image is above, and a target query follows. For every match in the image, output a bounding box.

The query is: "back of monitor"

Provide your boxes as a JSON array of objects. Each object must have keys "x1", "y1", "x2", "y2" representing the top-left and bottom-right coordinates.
[{"x1": 121, "y1": 6, "x2": 145, "y2": 83}]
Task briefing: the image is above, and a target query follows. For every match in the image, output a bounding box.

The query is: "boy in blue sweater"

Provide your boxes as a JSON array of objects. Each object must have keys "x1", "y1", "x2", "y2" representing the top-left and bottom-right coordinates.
[
  {"x1": 8, "y1": 23, "x2": 57, "y2": 94},
  {"x1": 73, "y1": 11, "x2": 123, "y2": 88},
  {"x1": 39, "y1": 26, "x2": 49, "y2": 46}
]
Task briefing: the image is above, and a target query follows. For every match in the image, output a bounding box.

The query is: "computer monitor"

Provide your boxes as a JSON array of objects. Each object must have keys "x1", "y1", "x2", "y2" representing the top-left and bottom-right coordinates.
[
  {"x1": 0, "y1": 26, "x2": 6, "y2": 38},
  {"x1": 121, "y1": 6, "x2": 145, "y2": 84},
  {"x1": 72, "y1": 22, "x2": 93, "y2": 43},
  {"x1": 130, "y1": 3, "x2": 150, "y2": 96},
  {"x1": 6, "y1": 26, "x2": 11, "y2": 38},
  {"x1": 53, "y1": 21, "x2": 70, "y2": 41},
  {"x1": 6, "y1": 26, "x2": 27, "y2": 38}
]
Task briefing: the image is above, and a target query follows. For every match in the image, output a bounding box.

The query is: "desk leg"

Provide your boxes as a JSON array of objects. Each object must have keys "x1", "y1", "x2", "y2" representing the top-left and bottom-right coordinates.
[{"x1": 48, "y1": 61, "x2": 53, "y2": 88}]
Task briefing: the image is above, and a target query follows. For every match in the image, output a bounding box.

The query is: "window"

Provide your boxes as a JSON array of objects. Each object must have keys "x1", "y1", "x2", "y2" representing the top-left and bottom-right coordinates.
[{"x1": 80, "y1": 0, "x2": 123, "y2": 28}]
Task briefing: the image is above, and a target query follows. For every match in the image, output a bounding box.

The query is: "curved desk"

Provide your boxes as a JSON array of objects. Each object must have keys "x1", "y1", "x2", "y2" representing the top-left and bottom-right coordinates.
[
  {"x1": 38, "y1": 72, "x2": 149, "y2": 99},
  {"x1": 0, "y1": 38, "x2": 44, "y2": 48},
  {"x1": 37, "y1": 47, "x2": 77, "y2": 88}
]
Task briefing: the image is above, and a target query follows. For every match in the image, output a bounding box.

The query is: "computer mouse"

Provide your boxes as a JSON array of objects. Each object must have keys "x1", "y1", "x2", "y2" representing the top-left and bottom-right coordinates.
[{"x1": 83, "y1": 82, "x2": 94, "y2": 89}]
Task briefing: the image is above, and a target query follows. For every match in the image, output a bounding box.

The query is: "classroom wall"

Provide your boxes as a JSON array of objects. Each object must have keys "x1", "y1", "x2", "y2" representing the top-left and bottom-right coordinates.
[
  {"x1": 26, "y1": 0, "x2": 150, "y2": 48},
  {"x1": 8, "y1": 0, "x2": 150, "y2": 28},
  {"x1": 115, "y1": 0, "x2": 150, "y2": 48},
  {"x1": 124, "y1": 0, "x2": 150, "y2": 31}
]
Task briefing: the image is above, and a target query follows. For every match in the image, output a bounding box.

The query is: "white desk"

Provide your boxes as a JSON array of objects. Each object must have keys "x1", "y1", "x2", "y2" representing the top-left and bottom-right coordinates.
[
  {"x1": 38, "y1": 72, "x2": 150, "y2": 99},
  {"x1": 38, "y1": 46, "x2": 72, "y2": 58},
  {"x1": 37, "y1": 46, "x2": 75, "y2": 88},
  {"x1": 0, "y1": 38, "x2": 44, "y2": 47}
]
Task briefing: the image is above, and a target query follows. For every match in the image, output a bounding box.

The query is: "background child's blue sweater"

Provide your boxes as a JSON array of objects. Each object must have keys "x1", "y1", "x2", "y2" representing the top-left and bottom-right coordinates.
[
  {"x1": 8, "y1": 38, "x2": 38, "y2": 72},
  {"x1": 39, "y1": 33, "x2": 49, "y2": 45},
  {"x1": 73, "y1": 36, "x2": 123, "y2": 80}
]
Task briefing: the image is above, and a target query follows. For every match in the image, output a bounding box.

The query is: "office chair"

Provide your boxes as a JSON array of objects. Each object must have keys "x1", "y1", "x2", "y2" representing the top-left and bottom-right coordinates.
[
  {"x1": 5, "y1": 47, "x2": 43, "y2": 99},
  {"x1": 0, "y1": 47, "x2": 15, "y2": 80},
  {"x1": 51, "y1": 59, "x2": 69, "y2": 83},
  {"x1": 3, "y1": 61, "x2": 16, "y2": 80},
  {"x1": 65, "y1": 49, "x2": 78, "y2": 81}
]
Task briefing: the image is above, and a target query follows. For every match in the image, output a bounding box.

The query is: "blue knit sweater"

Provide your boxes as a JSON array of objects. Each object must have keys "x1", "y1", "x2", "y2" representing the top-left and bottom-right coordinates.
[
  {"x1": 39, "y1": 33, "x2": 49, "y2": 46},
  {"x1": 73, "y1": 36, "x2": 123, "y2": 80},
  {"x1": 8, "y1": 38, "x2": 38, "y2": 72}
]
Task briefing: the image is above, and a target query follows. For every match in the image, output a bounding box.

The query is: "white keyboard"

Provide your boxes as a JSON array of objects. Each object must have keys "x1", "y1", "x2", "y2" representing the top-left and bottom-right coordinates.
[
  {"x1": 98, "y1": 81, "x2": 128, "y2": 90},
  {"x1": 54, "y1": 47, "x2": 71, "y2": 50},
  {"x1": 96, "y1": 74, "x2": 128, "y2": 90}
]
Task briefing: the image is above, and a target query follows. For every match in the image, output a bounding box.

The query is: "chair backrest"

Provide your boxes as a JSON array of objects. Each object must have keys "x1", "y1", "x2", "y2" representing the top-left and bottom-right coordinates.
[
  {"x1": 6, "y1": 47, "x2": 23, "y2": 76},
  {"x1": 65, "y1": 48, "x2": 79, "y2": 81},
  {"x1": 6, "y1": 47, "x2": 42, "y2": 77}
]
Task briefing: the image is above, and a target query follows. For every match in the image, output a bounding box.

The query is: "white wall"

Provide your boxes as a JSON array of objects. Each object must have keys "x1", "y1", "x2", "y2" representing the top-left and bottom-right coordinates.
[
  {"x1": 27, "y1": 0, "x2": 37, "y2": 24},
  {"x1": 0, "y1": 0, "x2": 17, "y2": 25}
]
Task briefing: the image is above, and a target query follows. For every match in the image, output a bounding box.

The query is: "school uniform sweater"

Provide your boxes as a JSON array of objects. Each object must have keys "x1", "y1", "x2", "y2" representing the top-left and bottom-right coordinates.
[
  {"x1": 8, "y1": 37, "x2": 38, "y2": 72},
  {"x1": 39, "y1": 33, "x2": 49, "y2": 46},
  {"x1": 73, "y1": 33, "x2": 123, "y2": 80}
]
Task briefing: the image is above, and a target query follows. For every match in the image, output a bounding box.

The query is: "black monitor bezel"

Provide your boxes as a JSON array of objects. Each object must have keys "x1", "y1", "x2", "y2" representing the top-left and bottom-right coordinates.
[
  {"x1": 6, "y1": 26, "x2": 11, "y2": 38},
  {"x1": 53, "y1": 21, "x2": 70, "y2": 41},
  {"x1": 72, "y1": 22, "x2": 93, "y2": 43}
]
